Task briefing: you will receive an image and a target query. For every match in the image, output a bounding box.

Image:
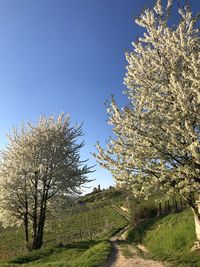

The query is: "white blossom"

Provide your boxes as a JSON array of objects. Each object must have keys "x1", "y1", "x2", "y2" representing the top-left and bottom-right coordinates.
[
  {"x1": 94, "y1": 1, "x2": 200, "y2": 206},
  {"x1": 0, "y1": 113, "x2": 92, "y2": 250}
]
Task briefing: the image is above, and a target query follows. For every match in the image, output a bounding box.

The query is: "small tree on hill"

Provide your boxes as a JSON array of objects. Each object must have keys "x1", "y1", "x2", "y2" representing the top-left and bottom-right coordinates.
[
  {"x1": 0, "y1": 113, "x2": 92, "y2": 250},
  {"x1": 95, "y1": 0, "x2": 200, "y2": 241}
]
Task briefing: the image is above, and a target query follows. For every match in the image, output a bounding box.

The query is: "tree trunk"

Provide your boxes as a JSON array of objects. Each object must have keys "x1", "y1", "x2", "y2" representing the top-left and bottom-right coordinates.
[
  {"x1": 167, "y1": 200, "x2": 170, "y2": 213},
  {"x1": 164, "y1": 201, "x2": 167, "y2": 214},
  {"x1": 30, "y1": 176, "x2": 49, "y2": 251},
  {"x1": 24, "y1": 213, "x2": 30, "y2": 251},
  {"x1": 35, "y1": 209, "x2": 46, "y2": 249},
  {"x1": 191, "y1": 195, "x2": 200, "y2": 242},
  {"x1": 32, "y1": 173, "x2": 38, "y2": 250},
  {"x1": 24, "y1": 177, "x2": 30, "y2": 251},
  {"x1": 180, "y1": 197, "x2": 183, "y2": 210},
  {"x1": 30, "y1": 208, "x2": 46, "y2": 250},
  {"x1": 192, "y1": 209, "x2": 200, "y2": 241},
  {"x1": 174, "y1": 196, "x2": 178, "y2": 212},
  {"x1": 158, "y1": 202, "x2": 162, "y2": 216},
  {"x1": 172, "y1": 196, "x2": 176, "y2": 212},
  {"x1": 31, "y1": 192, "x2": 47, "y2": 250},
  {"x1": 181, "y1": 193, "x2": 200, "y2": 247}
]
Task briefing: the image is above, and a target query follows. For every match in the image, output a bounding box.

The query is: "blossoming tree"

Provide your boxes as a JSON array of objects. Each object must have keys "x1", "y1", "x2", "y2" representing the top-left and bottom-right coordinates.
[
  {"x1": 95, "y1": 0, "x2": 200, "y2": 240},
  {"x1": 0, "y1": 113, "x2": 92, "y2": 250}
]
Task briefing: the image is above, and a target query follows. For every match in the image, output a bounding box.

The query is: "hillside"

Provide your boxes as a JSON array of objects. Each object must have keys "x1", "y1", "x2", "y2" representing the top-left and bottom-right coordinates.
[
  {"x1": 1, "y1": 187, "x2": 200, "y2": 267},
  {"x1": 79, "y1": 187, "x2": 129, "y2": 206},
  {"x1": 127, "y1": 208, "x2": 200, "y2": 267},
  {"x1": 0, "y1": 188, "x2": 128, "y2": 266},
  {"x1": 0, "y1": 240, "x2": 112, "y2": 267}
]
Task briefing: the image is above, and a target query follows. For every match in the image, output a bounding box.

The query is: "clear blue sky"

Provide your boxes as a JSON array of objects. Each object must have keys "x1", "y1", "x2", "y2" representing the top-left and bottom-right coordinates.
[{"x1": 0, "y1": 0, "x2": 199, "y2": 194}]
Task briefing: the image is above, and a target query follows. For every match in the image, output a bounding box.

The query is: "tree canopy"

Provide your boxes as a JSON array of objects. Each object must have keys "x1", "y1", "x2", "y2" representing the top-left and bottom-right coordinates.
[
  {"x1": 95, "y1": 0, "x2": 200, "y2": 209},
  {"x1": 0, "y1": 113, "x2": 92, "y2": 250}
]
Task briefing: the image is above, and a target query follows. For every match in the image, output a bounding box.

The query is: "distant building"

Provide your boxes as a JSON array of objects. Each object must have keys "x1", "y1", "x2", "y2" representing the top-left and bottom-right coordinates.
[{"x1": 93, "y1": 184, "x2": 101, "y2": 193}]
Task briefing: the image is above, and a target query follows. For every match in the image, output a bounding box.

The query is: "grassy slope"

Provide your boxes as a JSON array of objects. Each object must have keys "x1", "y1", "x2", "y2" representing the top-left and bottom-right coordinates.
[
  {"x1": 0, "y1": 205, "x2": 127, "y2": 261},
  {"x1": 45, "y1": 205, "x2": 128, "y2": 243},
  {"x1": 128, "y1": 209, "x2": 200, "y2": 267},
  {"x1": 0, "y1": 197, "x2": 128, "y2": 267},
  {"x1": 80, "y1": 188, "x2": 128, "y2": 204},
  {"x1": 0, "y1": 241, "x2": 111, "y2": 267},
  {"x1": 0, "y1": 227, "x2": 24, "y2": 260}
]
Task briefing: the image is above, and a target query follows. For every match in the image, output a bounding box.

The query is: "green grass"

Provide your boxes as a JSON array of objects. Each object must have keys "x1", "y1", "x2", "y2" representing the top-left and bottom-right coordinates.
[
  {"x1": 0, "y1": 205, "x2": 127, "y2": 260},
  {"x1": 0, "y1": 240, "x2": 112, "y2": 267},
  {"x1": 0, "y1": 188, "x2": 129, "y2": 266},
  {"x1": 0, "y1": 227, "x2": 25, "y2": 260},
  {"x1": 0, "y1": 205, "x2": 127, "y2": 266},
  {"x1": 45, "y1": 205, "x2": 128, "y2": 245},
  {"x1": 72, "y1": 240, "x2": 112, "y2": 267},
  {"x1": 128, "y1": 209, "x2": 200, "y2": 266},
  {"x1": 79, "y1": 188, "x2": 128, "y2": 206}
]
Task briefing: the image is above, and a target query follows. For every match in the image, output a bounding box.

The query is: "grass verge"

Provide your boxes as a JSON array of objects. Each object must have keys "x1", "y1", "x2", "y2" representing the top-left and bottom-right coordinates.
[
  {"x1": 127, "y1": 209, "x2": 200, "y2": 267},
  {"x1": 0, "y1": 240, "x2": 111, "y2": 267}
]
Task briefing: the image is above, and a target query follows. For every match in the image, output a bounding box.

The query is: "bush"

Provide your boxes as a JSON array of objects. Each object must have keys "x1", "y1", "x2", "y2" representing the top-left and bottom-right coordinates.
[{"x1": 130, "y1": 199, "x2": 158, "y2": 226}]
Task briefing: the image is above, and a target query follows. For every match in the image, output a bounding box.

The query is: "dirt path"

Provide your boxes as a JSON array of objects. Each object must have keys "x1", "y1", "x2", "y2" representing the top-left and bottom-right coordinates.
[{"x1": 103, "y1": 227, "x2": 165, "y2": 267}]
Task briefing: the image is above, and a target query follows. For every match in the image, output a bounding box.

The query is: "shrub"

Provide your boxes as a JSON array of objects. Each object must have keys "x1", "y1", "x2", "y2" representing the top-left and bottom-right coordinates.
[{"x1": 130, "y1": 199, "x2": 158, "y2": 226}]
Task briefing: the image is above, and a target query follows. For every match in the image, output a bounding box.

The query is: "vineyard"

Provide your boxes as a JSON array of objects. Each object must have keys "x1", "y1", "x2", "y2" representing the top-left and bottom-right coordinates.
[
  {"x1": 45, "y1": 205, "x2": 127, "y2": 244},
  {"x1": 0, "y1": 204, "x2": 128, "y2": 260}
]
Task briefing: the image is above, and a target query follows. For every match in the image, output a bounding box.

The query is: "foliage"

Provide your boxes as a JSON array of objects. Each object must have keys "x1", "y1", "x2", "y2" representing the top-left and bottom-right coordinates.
[
  {"x1": 129, "y1": 195, "x2": 186, "y2": 226},
  {"x1": 95, "y1": 0, "x2": 200, "y2": 209},
  {"x1": 130, "y1": 199, "x2": 158, "y2": 225},
  {"x1": 0, "y1": 113, "x2": 92, "y2": 250},
  {"x1": 128, "y1": 209, "x2": 200, "y2": 266}
]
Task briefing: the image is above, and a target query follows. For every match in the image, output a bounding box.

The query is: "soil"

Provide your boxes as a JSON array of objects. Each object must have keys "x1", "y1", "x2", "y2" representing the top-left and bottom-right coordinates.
[{"x1": 102, "y1": 227, "x2": 165, "y2": 267}]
